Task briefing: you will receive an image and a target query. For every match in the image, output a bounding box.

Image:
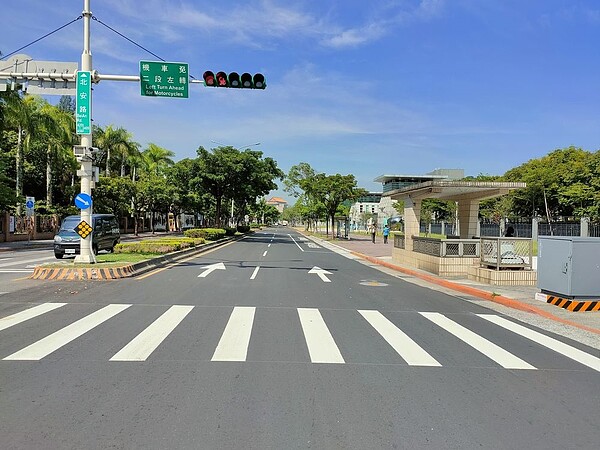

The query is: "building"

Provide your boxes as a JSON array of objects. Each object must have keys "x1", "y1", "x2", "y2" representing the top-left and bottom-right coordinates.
[
  {"x1": 348, "y1": 193, "x2": 382, "y2": 230},
  {"x1": 266, "y1": 197, "x2": 287, "y2": 214},
  {"x1": 373, "y1": 169, "x2": 465, "y2": 228}
]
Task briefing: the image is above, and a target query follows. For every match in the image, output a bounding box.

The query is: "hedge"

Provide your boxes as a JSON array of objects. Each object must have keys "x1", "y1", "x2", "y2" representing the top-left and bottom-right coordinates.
[
  {"x1": 114, "y1": 237, "x2": 205, "y2": 254},
  {"x1": 184, "y1": 228, "x2": 226, "y2": 240}
]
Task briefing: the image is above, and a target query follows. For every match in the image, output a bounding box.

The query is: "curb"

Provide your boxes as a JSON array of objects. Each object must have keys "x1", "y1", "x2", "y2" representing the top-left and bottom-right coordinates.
[
  {"x1": 29, "y1": 235, "x2": 241, "y2": 281},
  {"x1": 309, "y1": 235, "x2": 600, "y2": 336}
]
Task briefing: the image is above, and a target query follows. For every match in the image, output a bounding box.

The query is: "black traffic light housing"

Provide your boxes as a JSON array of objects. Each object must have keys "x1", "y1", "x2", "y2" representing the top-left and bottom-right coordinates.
[
  {"x1": 203, "y1": 71, "x2": 266, "y2": 89},
  {"x1": 203, "y1": 71, "x2": 215, "y2": 87},
  {"x1": 216, "y1": 71, "x2": 228, "y2": 87},
  {"x1": 228, "y1": 72, "x2": 241, "y2": 88}
]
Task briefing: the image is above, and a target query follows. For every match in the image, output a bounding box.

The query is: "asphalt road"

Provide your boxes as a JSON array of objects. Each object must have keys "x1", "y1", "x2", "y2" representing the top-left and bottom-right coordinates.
[{"x1": 1, "y1": 228, "x2": 599, "y2": 449}]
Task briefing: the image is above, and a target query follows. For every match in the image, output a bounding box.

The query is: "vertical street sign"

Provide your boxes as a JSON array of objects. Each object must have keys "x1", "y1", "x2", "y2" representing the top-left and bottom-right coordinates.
[
  {"x1": 140, "y1": 61, "x2": 189, "y2": 98},
  {"x1": 25, "y1": 196, "x2": 35, "y2": 217},
  {"x1": 76, "y1": 71, "x2": 92, "y2": 134}
]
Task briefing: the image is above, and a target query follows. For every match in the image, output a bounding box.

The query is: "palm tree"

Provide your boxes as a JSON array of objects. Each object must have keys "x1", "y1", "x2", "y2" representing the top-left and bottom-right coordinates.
[
  {"x1": 141, "y1": 143, "x2": 175, "y2": 176},
  {"x1": 39, "y1": 102, "x2": 75, "y2": 207},
  {"x1": 94, "y1": 125, "x2": 132, "y2": 176},
  {"x1": 3, "y1": 92, "x2": 36, "y2": 213}
]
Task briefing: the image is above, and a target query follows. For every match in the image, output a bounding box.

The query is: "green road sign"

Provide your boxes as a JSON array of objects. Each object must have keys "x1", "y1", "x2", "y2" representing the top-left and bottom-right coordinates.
[
  {"x1": 75, "y1": 71, "x2": 92, "y2": 134},
  {"x1": 140, "y1": 61, "x2": 189, "y2": 98}
]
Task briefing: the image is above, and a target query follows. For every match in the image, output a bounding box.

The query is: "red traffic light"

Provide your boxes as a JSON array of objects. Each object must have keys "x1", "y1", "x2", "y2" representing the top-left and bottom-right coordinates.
[
  {"x1": 203, "y1": 71, "x2": 266, "y2": 89},
  {"x1": 216, "y1": 71, "x2": 228, "y2": 87},
  {"x1": 203, "y1": 71, "x2": 215, "y2": 87}
]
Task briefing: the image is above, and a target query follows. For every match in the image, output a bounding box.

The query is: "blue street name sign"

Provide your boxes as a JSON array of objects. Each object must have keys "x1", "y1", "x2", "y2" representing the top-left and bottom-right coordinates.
[{"x1": 75, "y1": 192, "x2": 92, "y2": 210}]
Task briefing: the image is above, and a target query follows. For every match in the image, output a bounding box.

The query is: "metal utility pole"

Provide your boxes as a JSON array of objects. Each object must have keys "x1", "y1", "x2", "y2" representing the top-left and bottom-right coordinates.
[{"x1": 74, "y1": 0, "x2": 95, "y2": 263}]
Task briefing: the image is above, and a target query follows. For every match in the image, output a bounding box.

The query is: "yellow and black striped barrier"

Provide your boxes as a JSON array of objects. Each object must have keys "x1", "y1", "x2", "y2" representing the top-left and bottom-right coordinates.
[
  {"x1": 31, "y1": 265, "x2": 135, "y2": 281},
  {"x1": 546, "y1": 295, "x2": 600, "y2": 312}
]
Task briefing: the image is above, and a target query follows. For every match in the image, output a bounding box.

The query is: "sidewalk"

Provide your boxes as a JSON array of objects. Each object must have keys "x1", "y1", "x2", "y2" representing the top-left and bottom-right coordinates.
[{"x1": 308, "y1": 231, "x2": 600, "y2": 339}]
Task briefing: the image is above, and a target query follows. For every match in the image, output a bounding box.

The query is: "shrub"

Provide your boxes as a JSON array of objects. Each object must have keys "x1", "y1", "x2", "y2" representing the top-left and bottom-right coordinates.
[
  {"x1": 237, "y1": 225, "x2": 250, "y2": 233},
  {"x1": 202, "y1": 228, "x2": 227, "y2": 240},
  {"x1": 184, "y1": 228, "x2": 207, "y2": 239},
  {"x1": 224, "y1": 227, "x2": 236, "y2": 236},
  {"x1": 114, "y1": 237, "x2": 205, "y2": 254}
]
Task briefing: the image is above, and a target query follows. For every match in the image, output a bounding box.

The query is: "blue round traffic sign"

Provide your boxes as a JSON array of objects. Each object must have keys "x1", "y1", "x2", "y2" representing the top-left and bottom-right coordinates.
[
  {"x1": 25, "y1": 200, "x2": 34, "y2": 209},
  {"x1": 74, "y1": 192, "x2": 92, "y2": 210}
]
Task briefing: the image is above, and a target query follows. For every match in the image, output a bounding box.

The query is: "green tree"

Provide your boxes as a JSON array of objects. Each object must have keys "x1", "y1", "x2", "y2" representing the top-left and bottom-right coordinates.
[
  {"x1": 302, "y1": 173, "x2": 366, "y2": 236},
  {"x1": 2, "y1": 92, "x2": 37, "y2": 212}
]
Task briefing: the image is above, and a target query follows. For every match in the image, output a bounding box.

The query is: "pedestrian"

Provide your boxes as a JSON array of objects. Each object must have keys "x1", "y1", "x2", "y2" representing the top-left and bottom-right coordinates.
[
  {"x1": 383, "y1": 224, "x2": 390, "y2": 244},
  {"x1": 369, "y1": 224, "x2": 376, "y2": 243},
  {"x1": 505, "y1": 225, "x2": 515, "y2": 237}
]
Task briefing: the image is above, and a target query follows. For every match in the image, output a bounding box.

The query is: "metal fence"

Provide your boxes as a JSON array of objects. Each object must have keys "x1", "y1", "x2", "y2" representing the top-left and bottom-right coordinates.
[
  {"x1": 420, "y1": 219, "x2": 598, "y2": 238},
  {"x1": 480, "y1": 237, "x2": 533, "y2": 270},
  {"x1": 412, "y1": 236, "x2": 479, "y2": 257}
]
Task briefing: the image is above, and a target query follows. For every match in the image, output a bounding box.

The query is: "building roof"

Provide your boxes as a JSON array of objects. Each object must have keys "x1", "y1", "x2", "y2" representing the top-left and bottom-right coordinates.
[
  {"x1": 373, "y1": 174, "x2": 448, "y2": 183},
  {"x1": 384, "y1": 180, "x2": 527, "y2": 201},
  {"x1": 267, "y1": 197, "x2": 287, "y2": 204}
]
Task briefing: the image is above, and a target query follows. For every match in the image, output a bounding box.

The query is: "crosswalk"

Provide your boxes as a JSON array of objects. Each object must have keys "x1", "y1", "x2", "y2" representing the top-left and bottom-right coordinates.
[{"x1": 1, "y1": 302, "x2": 599, "y2": 371}]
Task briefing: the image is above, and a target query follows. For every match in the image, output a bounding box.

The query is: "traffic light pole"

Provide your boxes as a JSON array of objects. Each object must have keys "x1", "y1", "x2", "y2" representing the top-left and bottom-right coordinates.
[{"x1": 74, "y1": 0, "x2": 95, "y2": 264}]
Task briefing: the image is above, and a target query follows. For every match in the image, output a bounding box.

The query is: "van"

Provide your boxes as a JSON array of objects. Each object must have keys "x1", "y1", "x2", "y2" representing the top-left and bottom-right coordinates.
[{"x1": 53, "y1": 214, "x2": 120, "y2": 259}]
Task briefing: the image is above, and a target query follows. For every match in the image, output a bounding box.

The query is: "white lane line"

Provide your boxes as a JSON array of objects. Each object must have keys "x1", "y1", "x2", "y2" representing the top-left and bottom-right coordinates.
[
  {"x1": 288, "y1": 234, "x2": 304, "y2": 252},
  {"x1": 268, "y1": 243, "x2": 272, "y2": 248},
  {"x1": 250, "y1": 266, "x2": 260, "y2": 280},
  {"x1": 0, "y1": 256, "x2": 55, "y2": 268},
  {"x1": 359, "y1": 310, "x2": 441, "y2": 367},
  {"x1": 298, "y1": 308, "x2": 345, "y2": 364},
  {"x1": 0, "y1": 303, "x2": 67, "y2": 332},
  {"x1": 3, "y1": 304, "x2": 131, "y2": 361},
  {"x1": 0, "y1": 269, "x2": 34, "y2": 273},
  {"x1": 478, "y1": 314, "x2": 600, "y2": 372},
  {"x1": 211, "y1": 307, "x2": 256, "y2": 362},
  {"x1": 110, "y1": 305, "x2": 194, "y2": 361},
  {"x1": 262, "y1": 250, "x2": 268, "y2": 257},
  {"x1": 420, "y1": 312, "x2": 536, "y2": 370}
]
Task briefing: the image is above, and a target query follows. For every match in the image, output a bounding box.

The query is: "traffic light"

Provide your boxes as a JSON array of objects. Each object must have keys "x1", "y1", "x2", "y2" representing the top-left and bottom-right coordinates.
[
  {"x1": 203, "y1": 71, "x2": 266, "y2": 89},
  {"x1": 228, "y1": 72, "x2": 241, "y2": 88},
  {"x1": 203, "y1": 71, "x2": 215, "y2": 87},
  {"x1": 216, "y1": 71, "x2": 228, "y2": 87},
  {"x1": 253, "y1": 73, "x2": 265, "y2": 89}
]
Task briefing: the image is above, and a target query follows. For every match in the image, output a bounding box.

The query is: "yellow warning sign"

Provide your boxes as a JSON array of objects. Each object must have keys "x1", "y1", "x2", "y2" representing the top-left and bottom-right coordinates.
[{"x1": 75, "y1": 220, "x2": 93, "y2": 239}]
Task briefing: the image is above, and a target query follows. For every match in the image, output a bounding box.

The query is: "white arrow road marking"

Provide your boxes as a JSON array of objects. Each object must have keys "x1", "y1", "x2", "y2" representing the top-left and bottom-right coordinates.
[
  {"x1": 308, "y1": 266, "x2": 332, "y2": 283},
  {"x1": 197, "y1": 262, "x2": 226, "y2": 278},
  {"x1": 307, "y1": 243, "x2": 320, "y2": 248}
]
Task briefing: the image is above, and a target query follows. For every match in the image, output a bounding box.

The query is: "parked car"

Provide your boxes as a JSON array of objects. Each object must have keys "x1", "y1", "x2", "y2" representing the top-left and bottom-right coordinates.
[{"x1": 53, "y1": 214, "x2": 120, "y2": 259}]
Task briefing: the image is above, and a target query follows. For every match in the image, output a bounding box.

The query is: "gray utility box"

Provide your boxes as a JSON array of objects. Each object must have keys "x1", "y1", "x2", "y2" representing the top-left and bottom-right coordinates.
[{"x1": 538, "y1": 236, "x2": 600, "y2": 298}]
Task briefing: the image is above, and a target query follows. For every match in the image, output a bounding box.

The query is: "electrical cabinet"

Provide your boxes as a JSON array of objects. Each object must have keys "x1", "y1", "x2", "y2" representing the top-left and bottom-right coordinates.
[{"x1": 537, "y1": 237, "x2": 600, "y2": 298}]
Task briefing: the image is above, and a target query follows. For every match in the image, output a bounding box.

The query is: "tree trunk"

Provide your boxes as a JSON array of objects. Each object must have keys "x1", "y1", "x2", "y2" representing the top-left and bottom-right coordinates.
[
  {"x1": 46, "y1": 144, "x2": 53, "y2": 207},
  {"x1": 15, "y1": 126, "x2": 23, "y2": 215},
  {"x1": 105, "y1": 147, "x2": 111, "y2": 176},
  {"x1": 215, "y1": 196, "x2": 222, "y2": 228}
]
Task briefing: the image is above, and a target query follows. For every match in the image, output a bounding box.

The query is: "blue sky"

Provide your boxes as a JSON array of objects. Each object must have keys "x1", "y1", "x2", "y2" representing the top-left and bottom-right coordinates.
[{"x1": 2, "y1": 0, "x2": 600, "y2": 203}]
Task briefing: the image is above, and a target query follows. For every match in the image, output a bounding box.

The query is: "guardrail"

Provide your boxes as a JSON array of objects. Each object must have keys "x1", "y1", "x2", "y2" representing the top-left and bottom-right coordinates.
[{"x1": 480, "y1": 237, "x2": 533, "y2": 270}]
